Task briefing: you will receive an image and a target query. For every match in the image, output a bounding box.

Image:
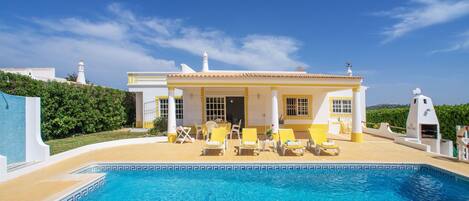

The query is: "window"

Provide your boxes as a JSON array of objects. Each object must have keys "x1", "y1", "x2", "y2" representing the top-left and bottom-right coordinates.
[
  {"x1": 423, "y1": 99, "x2": 427, "y2": 104},
  {"x1": 158, "y1": 98, "x2": 183, "y2": 119},
  {"x1": 285, "y1": 96, "x2": 310, "y2": 117},
  {"x1": 159, "y1": 99, "x2": 168, "y2": 118},
  {"x1": 332, "y1": 99, "x2": 352, "y2": 114},
  {"x1": 206, "y1": 97, "x2": 225, "y2": 121},
  {"x1": 176, "y1": 99, "x2": 184, "y2": 119}
]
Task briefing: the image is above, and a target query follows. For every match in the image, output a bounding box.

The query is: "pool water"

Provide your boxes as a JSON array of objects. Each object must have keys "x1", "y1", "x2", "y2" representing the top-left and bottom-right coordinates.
[{"x1": 78, "y1": 164, "x2": 469, "y2": 201}]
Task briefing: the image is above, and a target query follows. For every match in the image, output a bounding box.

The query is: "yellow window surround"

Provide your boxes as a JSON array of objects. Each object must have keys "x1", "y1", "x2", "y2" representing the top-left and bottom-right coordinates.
[
  {"x1": 127, "y1": 75, "x2": 135, "y2": 84},
  {"x1": 282, "y1": 95, "x2": 313, "y2": 120},
  {"x1": 155, "y1": 96, "x2": 183, "y2": 118},
  {"x1": 329, "y1": 96, "x2": 352, "y2": 117}
]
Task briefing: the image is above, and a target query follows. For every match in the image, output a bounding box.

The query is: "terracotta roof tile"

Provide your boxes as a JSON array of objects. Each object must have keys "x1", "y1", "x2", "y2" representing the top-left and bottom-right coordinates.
[{"x1": 167, "y1": 72, "x2": 362, "y2": 79}]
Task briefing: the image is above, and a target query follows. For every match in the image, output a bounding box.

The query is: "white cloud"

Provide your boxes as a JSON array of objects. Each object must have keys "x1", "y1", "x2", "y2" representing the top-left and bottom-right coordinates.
[
  {"x1": 154, "y1": 30, "x2": 305, "y2": 69},
  {"x1": 0, "y1": 27, "x2": 176, "y2": 88},
  {"x1": 33, "y1": 18, "x2": 128, "y2": 41},
  {"x1": 0, "y1": 3, "x2": 306, "y2": 89},
  {"x1": 430, "y1": 30, "x2": 469, "y2": 53},
  {"x1": 379, "y1": 0, "x2": 469, "y2": 42},
  {"x1": 106, "y1": 3, "x2": 306, "y2": 69}
]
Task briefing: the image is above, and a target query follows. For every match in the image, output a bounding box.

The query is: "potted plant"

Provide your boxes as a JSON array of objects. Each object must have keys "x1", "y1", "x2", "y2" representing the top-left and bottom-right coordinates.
[
  {"x1": 279, "y1": 114, "x2": 284, "y2": 125},
  {"x1": 265, "y1": 128, "x2": 273, "y2": 140}
]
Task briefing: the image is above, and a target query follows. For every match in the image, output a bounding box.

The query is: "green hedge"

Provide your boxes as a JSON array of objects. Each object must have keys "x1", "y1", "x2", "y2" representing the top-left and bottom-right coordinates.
[
  {"x1": 367, "y1": 104, "x2": 469, "y2": 143},
  {"x1": 0, "y1": 71, "x2": 135, "y2": 140}
]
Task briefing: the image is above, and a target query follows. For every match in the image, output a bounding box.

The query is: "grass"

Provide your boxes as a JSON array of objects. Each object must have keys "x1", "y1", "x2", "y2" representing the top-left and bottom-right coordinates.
[{"x1": 45, "y1": 130, "x2": 153, "y2": 155}]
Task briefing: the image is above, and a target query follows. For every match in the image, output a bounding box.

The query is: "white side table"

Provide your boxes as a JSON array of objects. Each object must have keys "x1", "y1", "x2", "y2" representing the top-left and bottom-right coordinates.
[{"x1": 260, "y1": 139, "x2": 275, "y2": 152}]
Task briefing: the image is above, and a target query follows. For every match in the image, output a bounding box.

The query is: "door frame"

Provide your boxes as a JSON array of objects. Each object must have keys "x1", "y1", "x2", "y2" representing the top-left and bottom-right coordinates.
[{"x1": 204, "y1": 95, "x2": 246, "y2": 126}]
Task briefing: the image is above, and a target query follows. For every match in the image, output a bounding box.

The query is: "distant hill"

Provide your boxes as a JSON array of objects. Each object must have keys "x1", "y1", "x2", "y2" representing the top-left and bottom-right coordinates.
[{"x1": 367, "y1": 104, "x2": 409, "y2": 110}]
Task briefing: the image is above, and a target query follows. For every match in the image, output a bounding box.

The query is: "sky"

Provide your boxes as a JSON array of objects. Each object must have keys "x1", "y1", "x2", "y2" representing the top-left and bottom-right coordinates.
[{"x1": 0, "y1": 0, "x2": 468, "y2": 106}]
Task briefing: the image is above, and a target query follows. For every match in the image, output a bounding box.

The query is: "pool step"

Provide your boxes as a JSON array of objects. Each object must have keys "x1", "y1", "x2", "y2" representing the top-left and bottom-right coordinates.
[{"x1": 7, "y1": 161, "x2": 39, "y2": 172}]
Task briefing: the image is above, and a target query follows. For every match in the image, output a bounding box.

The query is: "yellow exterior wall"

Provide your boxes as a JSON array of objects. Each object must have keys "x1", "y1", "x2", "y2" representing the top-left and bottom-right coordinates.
[
  {"x1": 128, "y1": 75, "x2": 135, "y2": 84},
  {"x1": 143, "y1": 121, "x2": 153, "y2": 129}
]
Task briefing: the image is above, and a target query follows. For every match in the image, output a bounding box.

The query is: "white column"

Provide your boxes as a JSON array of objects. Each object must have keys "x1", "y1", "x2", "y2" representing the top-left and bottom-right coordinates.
[
  {"x1": 167, "y1": 87, "x2": 177, "y2": 138},
  {"x1": 352, "y1": 87, "x2": 363, "y2": 142},
  {"x1": 271, "y1": 88, "x2": 279, "y2": 135}
]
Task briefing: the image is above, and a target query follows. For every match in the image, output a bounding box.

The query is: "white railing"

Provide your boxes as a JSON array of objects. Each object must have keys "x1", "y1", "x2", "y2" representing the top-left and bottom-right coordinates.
[
  {"x1": 143, "y1": 100, "x2": 156, "y2": 124},
  {"x1": 456, "y1": 125, "x2": 469, "y2": 161}
]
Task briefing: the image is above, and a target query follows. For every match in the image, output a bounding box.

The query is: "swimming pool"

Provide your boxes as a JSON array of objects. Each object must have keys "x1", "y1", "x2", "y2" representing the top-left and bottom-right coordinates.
[{"x1": 66, "y1": 163, "x2": 469, "y2": 201}]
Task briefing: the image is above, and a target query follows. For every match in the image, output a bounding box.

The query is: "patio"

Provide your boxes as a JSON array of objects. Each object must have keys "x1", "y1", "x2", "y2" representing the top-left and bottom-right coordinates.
[{"x1": 0, "y1": 133, "x2": 468, "y2": 201}]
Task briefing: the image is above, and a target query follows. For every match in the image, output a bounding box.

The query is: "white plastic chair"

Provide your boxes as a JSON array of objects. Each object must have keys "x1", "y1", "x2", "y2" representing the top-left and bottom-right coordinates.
[
  {"x1": 230, "y1": 119, "x2": 242, "y2": 140},
  {"x1": 205, "y1": 121, "x2": 218, "y2": 140},
  {"x1": 194, "y1": 124, "x2": 203, "y2": 140},
  {"x1": 175, "y1": 126, "x2": 193, "y2": 144}
]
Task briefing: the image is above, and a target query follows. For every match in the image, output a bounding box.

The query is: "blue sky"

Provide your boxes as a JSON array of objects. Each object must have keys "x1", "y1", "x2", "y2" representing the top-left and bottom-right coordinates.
[{"x1": 1, "y1": 0, "x2": 468, "y2": 105}]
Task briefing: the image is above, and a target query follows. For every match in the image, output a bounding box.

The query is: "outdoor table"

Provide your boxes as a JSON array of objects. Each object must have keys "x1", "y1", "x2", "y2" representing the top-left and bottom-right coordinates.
[{"x1": 260, "y1": 139, "x2": 276, "y2": 152}]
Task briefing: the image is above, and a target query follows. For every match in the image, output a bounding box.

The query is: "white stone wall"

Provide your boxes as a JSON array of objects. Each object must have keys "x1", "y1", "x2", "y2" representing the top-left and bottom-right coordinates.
[
  {"x1": 0, "y1": 96, "x2": 49, "y2": 182},
  {"x1": 0, "y1": 68, "x2": 55, "y2": 79},
  {"x1": 247, "y1": 87, "x2": 272, "y2": 127},
  {"x1": 183, "y1": 88, "x2": 202, "y2": 126},
  {"x1": 25, "y1": 97, "x2": 49, "y2": 162},
  {"x1": 0, "y1": 155, "x2": 6, "y2": 182},
  {"x1": 275, "y1": 88, "x2": 325, "y2": 125}
]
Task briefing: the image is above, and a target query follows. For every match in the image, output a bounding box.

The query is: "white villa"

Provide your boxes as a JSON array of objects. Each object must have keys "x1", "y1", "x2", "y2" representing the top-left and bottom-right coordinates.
[
  {"x1": 128, "y1": 52, "x2": 367, "y2": 142},
  {"x1": 0, "y1": 60, "x2": 87, "y2": 84}
]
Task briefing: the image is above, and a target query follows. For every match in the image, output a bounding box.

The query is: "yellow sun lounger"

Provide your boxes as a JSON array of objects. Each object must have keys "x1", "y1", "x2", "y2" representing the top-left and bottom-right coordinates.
[
  {"x1": 202, "y1": 127, "x2": 227, "y2": 156},
  {"x1": 278, "y1": 129, "x2": 305, "y2": 156},
  {"x1": 238, "y1": 128, "x2": 259, "y2": 155},
  {"x1": 307, "y1": 127, "x2": 340, "y2": 155}
]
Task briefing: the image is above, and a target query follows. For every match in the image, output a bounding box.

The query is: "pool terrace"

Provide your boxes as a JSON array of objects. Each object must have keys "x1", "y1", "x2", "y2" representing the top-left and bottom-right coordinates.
[{"x1": 0, "y1": 133, "x2": 468, "y2": 201}]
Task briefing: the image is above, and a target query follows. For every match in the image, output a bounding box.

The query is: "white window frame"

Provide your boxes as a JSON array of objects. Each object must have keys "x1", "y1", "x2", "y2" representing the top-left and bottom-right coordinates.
[
  {"x1": 332, "y1": 99, "x2": 352, "y2": 114},
  {"x1": 175, "y1": 99, "x2": 184, "y2": 119},
  {"x1": 205, "y1": 96, "x2": 226, "y2": 121},
  {"x1": 158, "y1": 98, "x2": 183, "y2": 119},
  {"x1": 285, "y1": 96, "x2": 310, "y2": 117},
  {"x1": 159, "y1": 99, "x2": 168, "y2": 118}
]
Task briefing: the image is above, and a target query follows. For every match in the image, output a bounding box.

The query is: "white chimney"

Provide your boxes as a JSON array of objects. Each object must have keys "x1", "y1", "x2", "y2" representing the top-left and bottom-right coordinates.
[
  {"x1": 346, "y1": 62, "x2": 353, "y2": 76},
  {"x1": 202, "y1": 51, "x2": 209, "y2": 72},
  {"x1": 180, "y1": 63, "x2": 196, "y2": 73},
  {"x1": 77, "y1": 60, "x2": 86, "y2": 84}
]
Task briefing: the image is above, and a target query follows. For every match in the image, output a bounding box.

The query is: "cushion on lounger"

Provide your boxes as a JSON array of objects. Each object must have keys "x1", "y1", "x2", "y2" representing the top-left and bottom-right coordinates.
[
  {"x1": 286, "y1": 141, "x2": 300, "y2": 146},
  {"x1": 206, "y1": 141, "x2": 221, "y2": 145},
  {"x1": 322, "y1": 141, "x2": 335, "y2": 146}
]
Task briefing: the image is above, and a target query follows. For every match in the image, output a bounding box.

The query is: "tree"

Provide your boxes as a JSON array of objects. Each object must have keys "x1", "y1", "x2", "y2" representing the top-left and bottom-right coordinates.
[{"x1": 65, "y1": 73, "x2": 78, "y2": 82}]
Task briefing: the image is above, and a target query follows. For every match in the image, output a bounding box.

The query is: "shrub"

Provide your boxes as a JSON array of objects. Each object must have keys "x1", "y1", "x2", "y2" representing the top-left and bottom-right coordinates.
[
  {"x1": 0, "y1": 71, "x2": 135, "y2": 140},
  {"x1": 149, "y1": 117, "x2": 167, "y2": 135}
]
